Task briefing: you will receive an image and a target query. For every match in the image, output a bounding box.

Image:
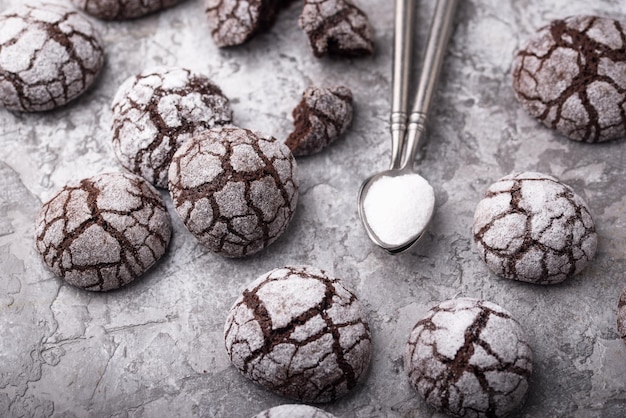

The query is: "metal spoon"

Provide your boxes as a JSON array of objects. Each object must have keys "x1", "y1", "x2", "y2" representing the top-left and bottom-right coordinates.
[{"x1": 358, "y1": 0, "x2": 457, "y2": 254}]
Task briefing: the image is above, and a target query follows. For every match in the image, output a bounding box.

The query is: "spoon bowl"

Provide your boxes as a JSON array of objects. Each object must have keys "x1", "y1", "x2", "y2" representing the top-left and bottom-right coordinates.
[{"x1": 358, "y1": 169, "x2": 435, "y2": 254}]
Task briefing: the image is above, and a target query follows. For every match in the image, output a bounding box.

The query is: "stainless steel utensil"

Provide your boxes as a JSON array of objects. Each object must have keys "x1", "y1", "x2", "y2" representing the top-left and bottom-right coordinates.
[{"x1": 358, "y1": 0, "x2": 457, "y2": 254}]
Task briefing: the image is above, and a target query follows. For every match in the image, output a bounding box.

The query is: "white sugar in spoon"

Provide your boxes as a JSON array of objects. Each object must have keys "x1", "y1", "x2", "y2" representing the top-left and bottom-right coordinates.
[{"x1": 358, "y1": 0, "x2": 457, "y2": 254}]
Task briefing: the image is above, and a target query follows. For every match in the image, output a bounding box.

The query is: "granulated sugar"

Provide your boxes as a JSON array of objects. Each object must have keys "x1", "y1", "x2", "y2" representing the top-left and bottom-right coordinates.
[{"x1": 363, "y1": 173, "x2": 435, "y2": 247}]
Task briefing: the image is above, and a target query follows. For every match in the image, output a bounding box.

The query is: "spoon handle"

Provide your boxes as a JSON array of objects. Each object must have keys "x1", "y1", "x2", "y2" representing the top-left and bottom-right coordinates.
[
  {"x1": 389, "y1": 0, "x2": 415, "y2": 170},
  {"x1": 401, "y1": 0, "x2": 457, "y2": 169}
]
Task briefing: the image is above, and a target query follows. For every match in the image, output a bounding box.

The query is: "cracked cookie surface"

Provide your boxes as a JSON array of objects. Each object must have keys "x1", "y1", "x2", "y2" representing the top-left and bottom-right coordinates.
[
  {"x1": 251, "y1": 404, "x2": 337, "y2": 418},
  {"x1": 168, "y1": 127, "x2": 298, "y2": 258},
  {"x1": 512, "y1": 15, "x2": 626, "y2": 142},
  {"x1": 299, "y1": 0, "x2": 374, "y2": 57},
  {"x1": 205, "y1": 0, "x2": 291, "y2": 47},
  {"x1": 224, "y1": 265, "x2": 372, "y2": 403},
  {"x1": 286, "y1": 85, "x2": 353, "y2": 156},
  {"x1": 71, "y1": 0, "x2": 185, "y2": 20},
  {"x1": 35, "y1": 172, "x2": 171, "y2": 291},
  {"x1": 618, "y1": 287, "x2": 626, "y2": 346},
  {"x1": 404, "y1": 298, "x2": 533, "y2": 418},
  {"x1": 111, "y1": 67, "x2": 232, "y2": 188},
  {"x1": 473, "y1": 172, "x2": 597, "y2": 284},
  {"x1": 0, "y1": 3, "x2": 104, "y2": 112}
]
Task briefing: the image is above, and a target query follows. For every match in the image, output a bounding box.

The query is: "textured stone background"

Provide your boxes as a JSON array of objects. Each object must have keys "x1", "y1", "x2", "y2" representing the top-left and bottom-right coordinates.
[{"x1": 1, "y1": 0, "x2": 625, "y2": 417}]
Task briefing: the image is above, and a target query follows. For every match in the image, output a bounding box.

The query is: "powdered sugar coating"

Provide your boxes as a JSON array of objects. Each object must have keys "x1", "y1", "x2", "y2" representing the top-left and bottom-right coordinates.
[
  {"x1": 286, "y1": 85, "x2": 353, "y2": 156},
  {"x1": 225, "y1": 265, "x2": 372, "y2": 403},
  {"x1": 299, "y1": 0, "x2": 374, "y2": 57},
  {"x1": 205, "y1": 0, "x2": 289, "y2": 47},
  {"x1": 0, "y1": 3, "x2": 104, "y2": 112},
  {"x1": 168, "y1": 127, "x2": 298, "y2": 258},
  {"x1": 404, "y1": 298, "x2": 533, "y2": 418},
  {"x1": 618, "y1": 287, "x2": 626, "y2": 346},
  {"x1": 473, "y1": 172, "x2": 597, "y2": 284},
  {"x1": 111, "y1": 67, "x2": 232, "y2": 188},
  {"x1": 362, "y1": 173, "x2": 434, "y2": 248},
  {"x1": 71, "y1": 0, "x2": 185, "y2": 20},
  {"x1": 251, "y1": 404, "x2": 336, "y2": 418},
  {"x1": 512, "y1": 15, "x2": 626, "y2": 142},
  {"x1": 35, "y1": 172, "x2": 171, "y2": 291}
]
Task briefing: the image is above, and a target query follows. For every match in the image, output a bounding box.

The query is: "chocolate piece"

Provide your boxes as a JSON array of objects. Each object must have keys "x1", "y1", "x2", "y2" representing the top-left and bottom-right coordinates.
[
  {"x1": 286, "y1": 85, "x2": 353, "y2": 156},
  {"x1": 405, "y1": 298, "x2": 533, "y2": 418},
  {"x1": 251, "y1": 404, "x2": 337, "y2": 418},
  {"x1": 224, "y1": 265, "x2": 372, "y2": 403},
  {"x1": 299, "y1": 0, "x2": 374, "y2": 57},
  {"x1": 35, "y1": 172, "x2": 171, "y2": 291},
  {"x1": 0, "y1": 3, "x2": 104, "y2": 112},
  {"x1": 512, "y1": 15, "x2": 626, "y2": 142},
  {"x1": 618, "y1": 287, "x2": 626, "y2": 346},
  {"x1": 70, "y1": 0, "x2": 185, "y2": 20},
  {"x1": 168, "y1": 127, "x2": 298, "y2": 258},
  {"x1": 472, "y1": 172, "x2": 597, "y2": 284},
  {"x1": 111, "y1": 67, "x2": 232, "y2": 188},
  {"x1": 205, "y1": 0, "x2": 290, "y2": 47}
]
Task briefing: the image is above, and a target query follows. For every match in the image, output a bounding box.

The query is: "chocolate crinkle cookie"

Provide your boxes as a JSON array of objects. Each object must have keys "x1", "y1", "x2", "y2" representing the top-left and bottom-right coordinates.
[
  {"x1": 0, "y1": 3, "x2": 104, "y2": 112},
  {"x1": 168, "y1": 127, "x2": 298, "y2": 258},
  {"x1": 251, "y1": 404, "x2": 336, "y2": 418},
  {"x1": 618, "y1": 287, "x2": 626, "y2": 346},
  {"x1": 512, "y1": 15, "x2": 626, "y2": 142},
  {"x1": 70, "y1": 0, "x2": 185, "y2": 20},
  {"x1": 111, "y1": 67, "x2": 232, "y2": 188},
  {"x1": 472, "y1": 172, "x2": 597, "y2": 285},
  {"x1": 299, "y1": 0, "x2": 374, "y2": 57},
  {"x1": 35, "y1": 172, "x2": 171, "y2": 292},
  {"x1": 205, "y1": 0, "x2": 292, "y2": 47},
  {"x1": 286, "y1": 85, "x2": 353, "y2": 156},
  {"x1": 405, "y1": 298, "x2": 533, "y2": 418},
  {"x1": 225, "y1": 265, "x2": 372, "y2": 403}
]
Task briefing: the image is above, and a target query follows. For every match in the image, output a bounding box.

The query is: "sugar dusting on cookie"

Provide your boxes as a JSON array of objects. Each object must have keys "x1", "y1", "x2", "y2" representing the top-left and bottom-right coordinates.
[
  {"x1": 35, "y1": 172, "x2": 171, "y2": 291},
  {"x1": 512, "y1": 16, "x2": 626, "y2": 142},
  {"x1": 225, "y1": 265, "x2": 372, "y2": 403},
  {"x1": 111, "y1": 67, "x2": 232, "y2": 188},
  {"x1": 0, "y1": 3, "x2": 104, "y2": 112}
]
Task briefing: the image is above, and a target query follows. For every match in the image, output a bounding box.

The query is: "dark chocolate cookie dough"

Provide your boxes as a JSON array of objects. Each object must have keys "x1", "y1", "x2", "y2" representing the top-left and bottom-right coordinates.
[
  {"x1": 0, "y1": 3, "x2": 104, "y2": 112},
  {"x1": 35, "y1": 172, "x2": 171, "y2": 291},
  {"x1": 512, "y1": 15, "x2": 626, "y2": 142}
]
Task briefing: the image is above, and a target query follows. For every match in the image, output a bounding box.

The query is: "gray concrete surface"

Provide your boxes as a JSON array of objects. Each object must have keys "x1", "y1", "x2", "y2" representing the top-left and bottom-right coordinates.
[{"x1": 1, "y1": 0, "x2": 625, "y2": 417}]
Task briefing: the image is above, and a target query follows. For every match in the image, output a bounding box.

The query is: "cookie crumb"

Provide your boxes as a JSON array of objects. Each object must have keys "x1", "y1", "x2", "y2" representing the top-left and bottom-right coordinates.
[{"x1": 286, "y1": 85, "x2": 353, "y2": 156}]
